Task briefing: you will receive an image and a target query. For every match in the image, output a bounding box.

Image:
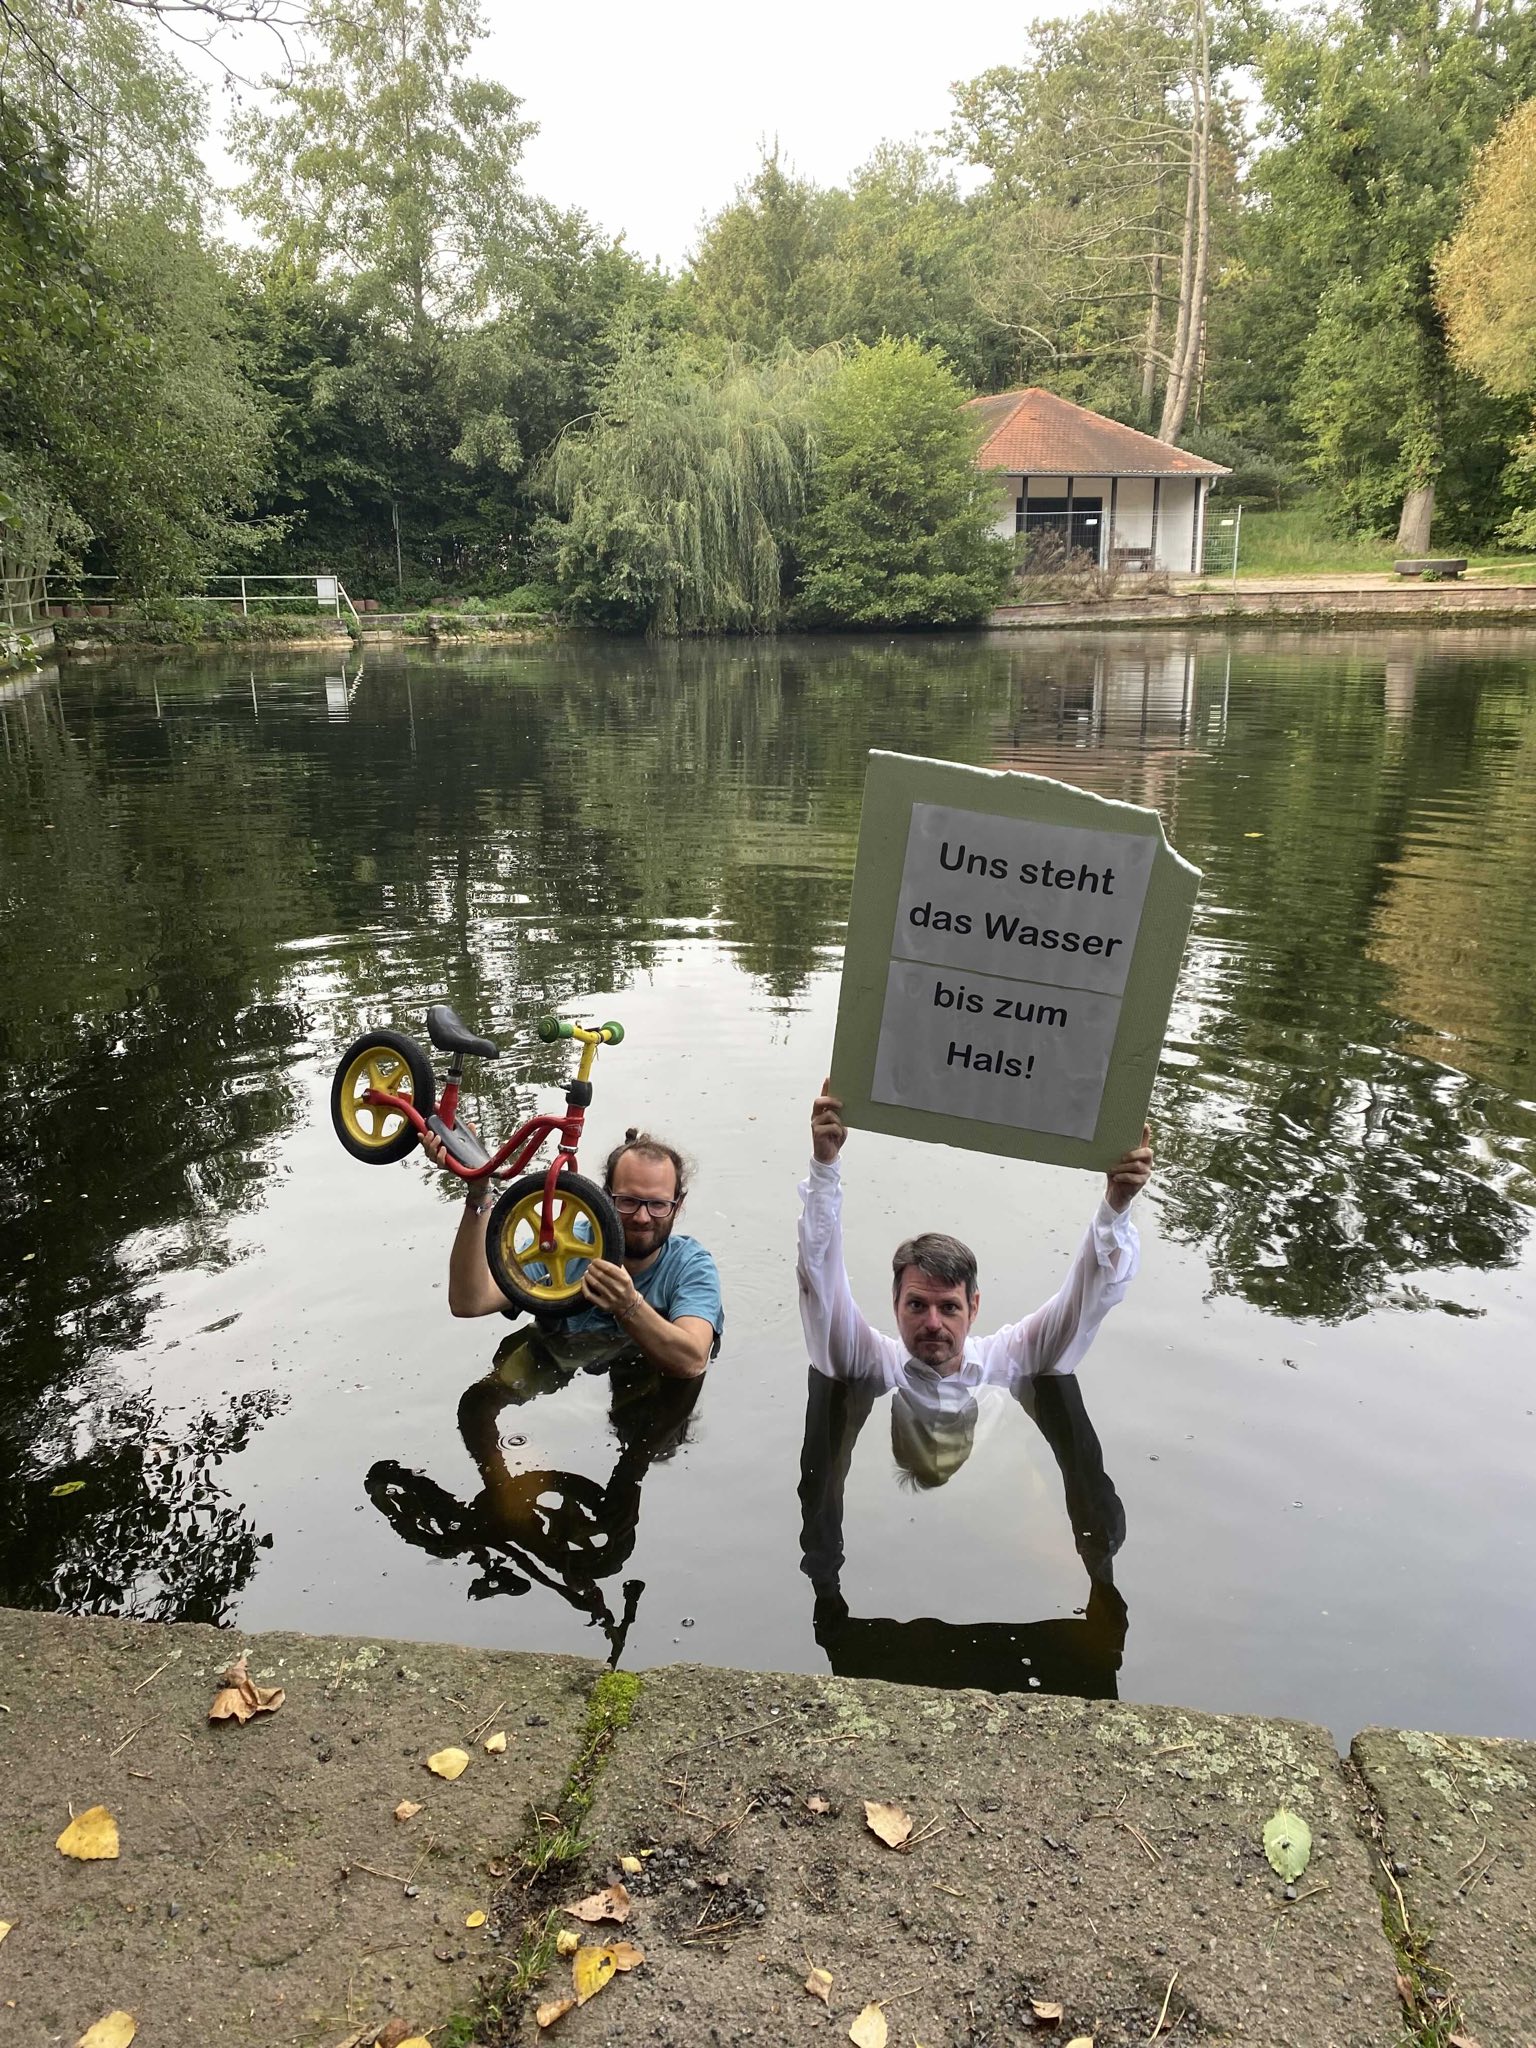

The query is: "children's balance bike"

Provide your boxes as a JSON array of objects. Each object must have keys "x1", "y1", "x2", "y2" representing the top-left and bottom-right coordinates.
[{"x1": 330, "y1": 1004, "x2": 625, "y2": 1319}]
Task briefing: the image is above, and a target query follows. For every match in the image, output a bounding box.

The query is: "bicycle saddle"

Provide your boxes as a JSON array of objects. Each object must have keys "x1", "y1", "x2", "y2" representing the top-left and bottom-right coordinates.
[{"x1": 426, "y1": 1004, "x2": 499, "y2": 1059}]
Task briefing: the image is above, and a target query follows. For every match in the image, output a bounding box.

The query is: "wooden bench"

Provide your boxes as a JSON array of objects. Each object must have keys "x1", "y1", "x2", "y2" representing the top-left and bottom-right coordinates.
[{"x1": 1394, "y1": 558, "x2": 1467, "y2": 579}]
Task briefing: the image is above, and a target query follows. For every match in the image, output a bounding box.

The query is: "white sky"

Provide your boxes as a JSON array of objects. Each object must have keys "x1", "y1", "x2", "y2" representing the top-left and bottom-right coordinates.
[{"x1": 189, "y1": 0, "x2": 1087, "y2": 272}]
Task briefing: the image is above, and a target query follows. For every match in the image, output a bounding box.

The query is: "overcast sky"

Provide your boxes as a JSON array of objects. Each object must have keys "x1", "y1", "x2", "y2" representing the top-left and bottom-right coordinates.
[{"x1": 194, "y1": 0, "x2": 1088, "y2": 272}]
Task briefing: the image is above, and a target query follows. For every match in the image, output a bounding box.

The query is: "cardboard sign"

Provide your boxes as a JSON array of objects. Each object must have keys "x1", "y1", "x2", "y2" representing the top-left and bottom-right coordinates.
[{"x1": 830, "y1": 753, "x2": 1200, "y2": 1167}]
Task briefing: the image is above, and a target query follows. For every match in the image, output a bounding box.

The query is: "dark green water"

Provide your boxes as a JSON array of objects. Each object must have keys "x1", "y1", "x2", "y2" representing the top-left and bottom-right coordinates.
[{"x1": 3, "y1": 629, "x2": 1534, "y2": 1741}]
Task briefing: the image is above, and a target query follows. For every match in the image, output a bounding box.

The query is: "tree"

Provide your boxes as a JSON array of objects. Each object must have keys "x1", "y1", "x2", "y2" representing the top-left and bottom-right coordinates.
[
  {"x1": 1248, "y1": 0, "x2": 1536, "y2": 549},
  {"x1": 231, "y1": 0, "x2": 536, "y2": 332},
  {"x1": 543, "y1": 338, "x2": 826, "y2": 634},
  {"x1": 791, "y1": 339, "x2": 1014, "y2": 628},
  {"x1": 688, "y1": 152, "x2": 840, "y2": 355},
  {"x1": 949, "y1": 0, "x2": 1245, "y2": 432}
]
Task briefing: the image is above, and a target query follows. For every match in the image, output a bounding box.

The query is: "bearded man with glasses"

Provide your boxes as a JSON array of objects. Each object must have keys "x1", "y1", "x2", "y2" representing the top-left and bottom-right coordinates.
[{"x1": 424, "y1": 1124, "x2": 723, "y2": 1378}]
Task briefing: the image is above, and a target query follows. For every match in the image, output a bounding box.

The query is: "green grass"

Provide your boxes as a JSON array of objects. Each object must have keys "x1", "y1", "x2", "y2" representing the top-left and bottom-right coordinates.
[{"x1": 1215, "y1": 500, "x2": 1536, "y2": 582}]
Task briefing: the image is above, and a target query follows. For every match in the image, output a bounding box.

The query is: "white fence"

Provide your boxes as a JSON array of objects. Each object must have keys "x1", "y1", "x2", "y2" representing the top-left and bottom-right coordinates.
[{"x1": 2, "y1": 572, "x2": 361, "y2": 628}]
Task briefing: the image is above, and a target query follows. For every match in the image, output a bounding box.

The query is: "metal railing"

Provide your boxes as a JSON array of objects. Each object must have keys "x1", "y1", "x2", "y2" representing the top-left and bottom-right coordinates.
[{"x1": 11, "y1": 571, "x2": 363, "y2": 628}]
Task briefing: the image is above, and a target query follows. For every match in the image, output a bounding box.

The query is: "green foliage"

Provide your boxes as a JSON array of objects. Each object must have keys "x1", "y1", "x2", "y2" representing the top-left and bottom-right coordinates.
[
  {"x1": 791, "y1": 340, "x2": 1014, "y2": 627},
  {"x1": 544, "y1": 339, "x2": 828, "y2": 634}
]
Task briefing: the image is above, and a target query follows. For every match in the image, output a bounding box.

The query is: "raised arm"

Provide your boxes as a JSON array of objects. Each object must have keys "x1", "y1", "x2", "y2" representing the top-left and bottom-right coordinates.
[
  {"x1": 797, "y1": 1084, "x2": 895, "y2": 1382},
  {"x1": 987, "y1": 1125, "x2": 1153, "y2": 1379}
]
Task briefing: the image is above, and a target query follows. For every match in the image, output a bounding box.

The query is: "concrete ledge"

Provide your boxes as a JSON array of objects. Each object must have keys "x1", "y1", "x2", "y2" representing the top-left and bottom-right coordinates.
[
  {"x1": 1353, "y1": 1726, "x2": 1536, "y2": 2048},
  {"x1": 989, "y1": 583, "x2": 1536, "y2": 630},
  {"x1": 0, "y1": 1607, "x2": 600, "y2": 2047}
]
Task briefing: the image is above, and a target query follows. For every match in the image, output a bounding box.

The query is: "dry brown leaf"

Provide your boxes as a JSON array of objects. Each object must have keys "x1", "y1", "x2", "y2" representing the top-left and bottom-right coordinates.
[
  {"x1": 862, "y1": 1800, "x2": 913, "y2": 1850},
  {"x1": 536, "y1": 1998, "x2": 575, "y2": 2029},
  {"x1": 207, "y1": 1652, "x2": 285, "y2": 1724},
  {"x1": 75, "y1": 2017, "x2": 137, "y2": 2048},
  {"x1": 804, "y1": 1966, "x2": 833, "y2": 2005},
  {"x1": 806, "y1": 1793, "x2": 832, "y2": 1815},
  {"x1": 848, "y1": 2004, "x2": 888, "y2": 2048},
  {"x1": 393, "y1": 1799, "x2": 423, "y2": 1823},
  {"x1": 607, "y1": 1939, "x2": 646, "y2": 1971},
  {"x1": 555, "y1": 1928, "x2": 580, "y2": 1956},
  {"x1": 56, "y1": 1806, "x2": 119, "y2": 1861},
  {"x1": 466, "y1": 1909, "x2": 487, "y2": 1928},
  {"x1": 1447, "y1": 2036, "x2": 1483, "y2": 2048},
  {"x1": 619, "y1": 1854, "x2": 643, "y2": 1874},
  {"x1": 563, "y1": 1882, "x2": 630, "y2": 1923},
  {"x1": 374, "y1": 2023, "x2": 415, "y2": 2048},
  {"x1": 572, "y1": 1943, "x2": 618, "y2": 2005},
  {"x1": 1031, "y1": 2000, "x2": 1064, "y2": 2023},
  {"x1": 425, "y1": 1746, "x2": 470, "y2": 1781},
  {"x1": 483, "y1": 1730, "x2": 507, "y2": 1753}
]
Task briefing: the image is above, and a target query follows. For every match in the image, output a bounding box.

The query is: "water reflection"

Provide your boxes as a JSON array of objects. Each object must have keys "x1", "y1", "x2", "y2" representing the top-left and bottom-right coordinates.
[
  {"x1": 365, "y1": 1326, "x2": 701, "y2": 1663},
  {"x1": 798, "y1": 1368, "x2": 1128, "y2": 1699}
]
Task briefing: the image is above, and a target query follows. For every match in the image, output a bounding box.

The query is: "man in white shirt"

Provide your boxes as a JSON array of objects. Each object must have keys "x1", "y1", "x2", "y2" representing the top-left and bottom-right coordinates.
[{"x1": 798, "y1": 1082, "x2": 1153, "y2": 1397}]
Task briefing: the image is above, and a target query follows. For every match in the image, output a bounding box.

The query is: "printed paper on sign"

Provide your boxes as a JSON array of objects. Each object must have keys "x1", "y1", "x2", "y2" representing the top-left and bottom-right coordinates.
[{"x1": 829, "y1": 753, "x2": 1200, "y2": 1170}]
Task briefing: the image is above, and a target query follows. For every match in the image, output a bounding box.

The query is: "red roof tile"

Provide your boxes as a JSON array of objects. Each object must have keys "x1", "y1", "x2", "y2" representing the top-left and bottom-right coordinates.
[{"x1": 965, "y1": 388, "x2": 1229, "y2": 478}]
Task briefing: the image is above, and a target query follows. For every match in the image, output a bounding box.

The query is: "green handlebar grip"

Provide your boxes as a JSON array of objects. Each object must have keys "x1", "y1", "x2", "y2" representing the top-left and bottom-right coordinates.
[
  {"x1": 600, "y1": 1020, "x2": 624, "y2": 1045},
  {"x1": 536, "y1": 1015, "x2": 570, "y2": 1042}
]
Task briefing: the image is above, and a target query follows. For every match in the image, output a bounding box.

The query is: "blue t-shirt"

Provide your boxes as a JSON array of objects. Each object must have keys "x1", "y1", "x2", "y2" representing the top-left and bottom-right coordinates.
[{"x1": 508, "y1": 1233, "x2": 724, "y2": 1352}]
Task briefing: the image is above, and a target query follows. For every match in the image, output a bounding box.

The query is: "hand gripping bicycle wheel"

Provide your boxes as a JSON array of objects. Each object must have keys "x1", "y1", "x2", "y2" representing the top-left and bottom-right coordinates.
[
  {"x1": 485, "y1": 1170, "x2": 625, "y2": 1318},
  {"x1": 330, "y1": 1029, "x2": 436, "y2": 1164}
]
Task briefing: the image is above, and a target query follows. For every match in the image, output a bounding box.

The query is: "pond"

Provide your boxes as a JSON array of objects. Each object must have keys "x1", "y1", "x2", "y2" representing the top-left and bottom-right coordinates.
[{"x1": 3, "y1": 627, "x2": 1534, "y2": 1745}]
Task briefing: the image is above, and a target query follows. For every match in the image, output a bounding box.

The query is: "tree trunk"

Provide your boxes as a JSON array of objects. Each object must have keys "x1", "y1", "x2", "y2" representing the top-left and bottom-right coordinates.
[
  {"x1": 1140, "y1": 252, "x2": 1162, "y2": 425},
  {"x1": 1396, "y1": 485, "x2": 1435, "y2": 554},
  {"x1": 1159, "y1": 0, "x2": 1211, "y2": 445}
]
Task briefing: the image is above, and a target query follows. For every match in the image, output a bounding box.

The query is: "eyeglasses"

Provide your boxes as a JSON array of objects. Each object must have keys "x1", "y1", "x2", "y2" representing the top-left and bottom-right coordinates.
[{"x1": 612, "y1": 1194, "x2": 679, "y2": 1219}]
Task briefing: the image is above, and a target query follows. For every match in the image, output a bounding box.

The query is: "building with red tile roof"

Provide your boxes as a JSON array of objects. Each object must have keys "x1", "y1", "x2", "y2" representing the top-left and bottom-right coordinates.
[{"x1": 966, "y1": 388, "x2": 1230, "y2": 574}]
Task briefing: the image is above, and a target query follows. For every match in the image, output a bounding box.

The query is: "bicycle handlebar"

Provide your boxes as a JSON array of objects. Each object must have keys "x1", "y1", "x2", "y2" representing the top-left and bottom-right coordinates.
[{"x1": 536, "y1": 1016, "x2": 624, "y2": 1046}]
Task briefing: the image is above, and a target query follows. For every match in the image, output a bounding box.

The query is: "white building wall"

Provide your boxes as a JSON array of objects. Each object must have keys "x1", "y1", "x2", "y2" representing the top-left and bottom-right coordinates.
[
  {"x1": 991, "y1": 477, "x2": 1020, "y2": 541},
  {"x1": 1158, "y1": 479, "x2": 1199, "y2": 571},
  {"x1": 1111, "y1": 477, "x2": 1156, "y2": 553}
]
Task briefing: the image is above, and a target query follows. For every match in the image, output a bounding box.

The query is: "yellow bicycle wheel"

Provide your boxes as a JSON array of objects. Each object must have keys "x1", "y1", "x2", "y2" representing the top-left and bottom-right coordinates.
[
  {"x1": 486, "y1": 1171, "x2": 624, "y2": 1318},
  {"x1": 330, "y1": 1030, "x2": 435, "y2": 1164}
]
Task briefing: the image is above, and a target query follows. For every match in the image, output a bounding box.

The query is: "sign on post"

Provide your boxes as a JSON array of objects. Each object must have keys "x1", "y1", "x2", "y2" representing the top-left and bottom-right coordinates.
[{"x1": 829, "y1": 752, "x2": 1200, "y2": 1168}]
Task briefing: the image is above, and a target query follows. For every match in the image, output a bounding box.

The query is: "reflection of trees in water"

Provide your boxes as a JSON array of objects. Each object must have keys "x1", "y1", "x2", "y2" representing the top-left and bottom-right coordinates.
[{"x1": 0, "y1": 1389, "x2": 284, "y2": 1621}]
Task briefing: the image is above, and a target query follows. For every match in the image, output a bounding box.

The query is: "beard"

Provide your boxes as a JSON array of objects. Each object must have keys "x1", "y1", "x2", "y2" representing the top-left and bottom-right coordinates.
[{"x1": 621, "y1": 1210, "x2": 676, "y2": 1262}]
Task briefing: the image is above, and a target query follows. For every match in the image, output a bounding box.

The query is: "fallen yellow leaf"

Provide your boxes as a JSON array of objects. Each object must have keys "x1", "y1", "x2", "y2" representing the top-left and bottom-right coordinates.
[
  {"x1": 607, "y1": 1939, "x2": 646, "y2": 1971},
  {"x1": 862, "y1": 1800, "x2": 913, "y2": 1849},
  {"x1": 563, "y1": 1882, "x2": 630, "y2": 1923},
  {"x1": 393, "y1": 1799, "x2": 423, "y2": 1823},
  {"x1": 0, "y1": 1920, "x2": 11, "y2": 1944},
  {"x1": 619, "y1": 1854, "x2": 642, "y2": 1874},
  {"x1": 207, "y1": 1652, "x2": 285, "y2": 1724},
  {"x1": 51, "y1": 1480, "x2": 86, "y2": 1496},
  {"x1": 536, "y1": 1998, "x2": 575, "y2": 2029},
  {"x1": 572, "y1": 1943, "x2": 618, "y2": 2005},
  {"x1": 483, "y1": 1730, "x2": 508, "y2": 1753},
  {"x1": 848, "y1": 2004, "x2": 888, "y2": 2048},
  {"x1": 555, "y1": 1928, "x2": 580, "y2": 1956},
  {"x1": 426, "y1": 1747, "x2": 470, "y2": 1781},
  {"x1": 57, "y1": 1806, "x2": 119, "y2": 1861},
  {"x1": 804, "y1": 1966, "x2": 833, "y2": 2005},
  {"x1": 395, "y1": 2038, "x2": 432, "y2": 2048},
  {"x1": 75, "y1": 2016, "x2": 137, "y2": 2048},
  {"x1": 466, "y1": 1909, "x2": 487, "y2": 1928},
  {"x1": 1031, "y1": 2000, "x2": 1064, "y2": 2023},
  {"x1": 1066, "y1": 2038, "x2": 1096, "y2": 2047}
]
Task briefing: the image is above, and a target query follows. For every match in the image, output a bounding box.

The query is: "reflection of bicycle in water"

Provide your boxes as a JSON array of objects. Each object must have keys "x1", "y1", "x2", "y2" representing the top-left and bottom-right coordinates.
[
  {"x1": 798, "y1": 1367, "x2": 1128, "y2": 1700},
  {"x1": 365, "y1": 1324, "x2": 700, "y2": 1664}
]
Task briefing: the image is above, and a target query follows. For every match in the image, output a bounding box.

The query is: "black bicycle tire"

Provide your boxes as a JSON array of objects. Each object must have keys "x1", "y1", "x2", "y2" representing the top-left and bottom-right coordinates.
[
  {"x1": 485, "y1": 1170, "x2": 624, "y2": 1318},
  {"x1": 330, "y1": 1028, "x2": 436, "y2": 1164}
]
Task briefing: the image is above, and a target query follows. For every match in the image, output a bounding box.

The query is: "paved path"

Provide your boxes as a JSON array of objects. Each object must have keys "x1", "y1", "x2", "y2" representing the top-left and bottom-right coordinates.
[{"x1": 3, "y1": 1608, "x2": 1529, "y2": 2046}]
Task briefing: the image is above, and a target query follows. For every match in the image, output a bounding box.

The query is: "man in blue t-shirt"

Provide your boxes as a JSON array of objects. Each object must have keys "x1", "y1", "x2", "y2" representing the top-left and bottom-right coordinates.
[{"x1": 423, "y1": 1125, "x2": 723, "y2": 1379}]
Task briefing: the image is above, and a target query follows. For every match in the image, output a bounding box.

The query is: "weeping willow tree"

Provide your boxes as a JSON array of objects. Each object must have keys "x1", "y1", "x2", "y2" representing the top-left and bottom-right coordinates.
[{"x1": 543, "y1": 338, "x2": 832, "y2": 634}]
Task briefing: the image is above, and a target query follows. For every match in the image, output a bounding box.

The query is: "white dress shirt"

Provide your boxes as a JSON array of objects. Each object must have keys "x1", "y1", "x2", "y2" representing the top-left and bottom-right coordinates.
[{"x1": 796, "y1": 1154, "x2": 1139, "y2": 1393}]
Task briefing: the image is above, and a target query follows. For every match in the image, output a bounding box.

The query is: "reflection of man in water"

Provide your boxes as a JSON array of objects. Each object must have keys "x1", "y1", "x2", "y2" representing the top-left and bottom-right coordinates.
[
  {"x1": 423, "y1": 1126, "x2": 723, "y2": 1378},
  {"x1": 795, "y1": 1082, "x2": 1150, "y2": 1699},
  {"x1": 366, "y1": 1323, "x2": 700, "y2": 1665}
]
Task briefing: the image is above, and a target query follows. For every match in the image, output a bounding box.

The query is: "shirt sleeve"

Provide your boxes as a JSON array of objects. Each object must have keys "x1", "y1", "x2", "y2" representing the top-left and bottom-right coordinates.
[
  {"x1": 654, "y1": 1240, "x2": 723, "y2": 1341},
  {"x1": 982, "y1": 1198, "x2": 1139, "y2": 1381},
  {"x1": 796, "y1": 1157, "x2": 895, "y2": 1382}
]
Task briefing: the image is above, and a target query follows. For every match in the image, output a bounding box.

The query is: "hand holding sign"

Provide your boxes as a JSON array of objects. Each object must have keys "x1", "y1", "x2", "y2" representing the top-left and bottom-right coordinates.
[{"x1": 830, "y1": 755, "x2": 1199, "y2": 1169}]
